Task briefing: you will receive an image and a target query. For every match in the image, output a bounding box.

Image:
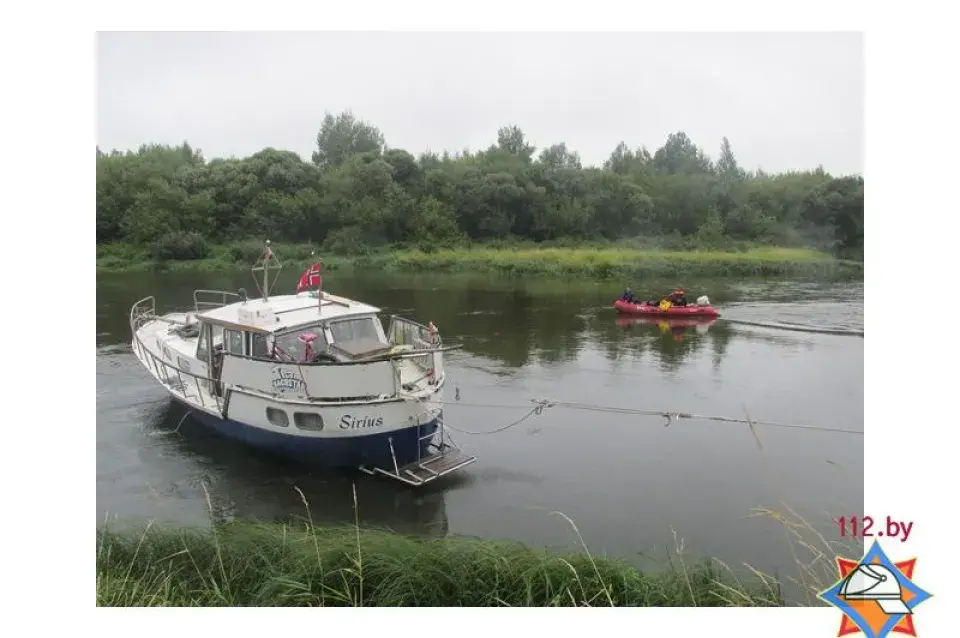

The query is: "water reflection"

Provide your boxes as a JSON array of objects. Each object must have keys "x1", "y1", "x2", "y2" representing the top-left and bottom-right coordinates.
[
  {"x1": 95, "y1": 271, "x2": 858, "y2": 372},
  {"x1": 142, "y1": 402, "x2": 450, "y2": 537},
  {"x1": 586, "y1": 314, "x2": 733, "y2": 371},
  {"x1": 613, "y1": 316, "x2": 718, "y2": 366}
]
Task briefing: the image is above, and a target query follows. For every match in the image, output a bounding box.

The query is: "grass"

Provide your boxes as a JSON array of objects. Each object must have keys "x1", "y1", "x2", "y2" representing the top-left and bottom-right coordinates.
[
  {"x1": 376, "y1": 246, "x2": 859, "y2": 278},
  {"x1": 96, "y1": 241, "x2": 863, "y2": 279},
  {"x1": 96, "y1": 502, "x2": 864, "y2": 608},
  {"x1": 96, "y1": 486, "x2": 787, "y2": 607},
  {"x1": 95, "y1": 521, "x2": 787, "y2": 607},
  {"x1": 746, "y1": 503, "x2": 862, "y2": 607}
]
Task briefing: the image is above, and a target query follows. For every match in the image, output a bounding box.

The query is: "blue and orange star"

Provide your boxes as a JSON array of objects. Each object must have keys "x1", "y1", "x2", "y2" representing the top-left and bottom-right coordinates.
[{"x1": 819, "y1": 540, "x2": 932, "y2": 638}]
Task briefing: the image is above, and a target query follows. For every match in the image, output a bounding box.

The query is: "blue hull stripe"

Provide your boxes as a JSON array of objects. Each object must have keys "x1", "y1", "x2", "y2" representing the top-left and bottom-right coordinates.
[{"x1": 181, "y1": 401, "x2": 440, "y2": 467}]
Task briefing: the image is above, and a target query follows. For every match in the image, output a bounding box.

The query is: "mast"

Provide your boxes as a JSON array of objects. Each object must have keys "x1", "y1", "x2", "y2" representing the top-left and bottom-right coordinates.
[
  {"x1": 251, "y1": 238, "x2": 282, "y2": 302},
  {"x1": 263, "y1": 240, "x2": 271, "y2": 301}
]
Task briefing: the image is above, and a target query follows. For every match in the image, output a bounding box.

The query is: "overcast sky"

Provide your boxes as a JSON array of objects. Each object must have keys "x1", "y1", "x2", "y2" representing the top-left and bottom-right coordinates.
[{"x1": 96, "y1": 31, "x2": 863, "y2": 175}]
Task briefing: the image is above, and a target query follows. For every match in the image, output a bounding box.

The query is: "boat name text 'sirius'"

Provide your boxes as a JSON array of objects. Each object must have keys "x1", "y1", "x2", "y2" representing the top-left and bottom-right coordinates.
[{"x1": 340, "y1": 415, "x2": 385, "y2": 429}]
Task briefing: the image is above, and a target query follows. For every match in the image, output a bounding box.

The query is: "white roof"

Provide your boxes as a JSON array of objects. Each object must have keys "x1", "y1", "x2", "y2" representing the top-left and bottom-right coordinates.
[{"x1": 198, "y1": 292, "x2": 382, "y2": 333}]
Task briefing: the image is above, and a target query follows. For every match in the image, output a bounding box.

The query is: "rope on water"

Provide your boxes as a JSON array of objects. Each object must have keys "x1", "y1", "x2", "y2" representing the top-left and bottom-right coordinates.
[
  {"x1": 440, "y1": 400, "x2": 553, "y2": 435},
  {"x1": 437, "y1": 390, "x2": 862, "y2": 437},
  {"x1": 540, "y1": 399, "x2": 862, "y2": 436}
]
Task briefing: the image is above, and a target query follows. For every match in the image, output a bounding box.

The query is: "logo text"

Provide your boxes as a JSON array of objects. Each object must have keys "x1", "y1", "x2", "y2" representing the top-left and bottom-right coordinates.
[{"x1": 271, "y1": 366, "x2": 306, "y2": 394}]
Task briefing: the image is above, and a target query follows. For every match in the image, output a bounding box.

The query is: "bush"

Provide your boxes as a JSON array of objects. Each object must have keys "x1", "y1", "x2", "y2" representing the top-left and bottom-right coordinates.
[
  {"x1": 146, "y1": 231, "x2": 209, "y2": 261},
  {"x1": 323, "y1": 227, "x2": 373, "y2": 256},
  {"x1": 228, "y1": 239, "x2": 271, "y2": 264}
]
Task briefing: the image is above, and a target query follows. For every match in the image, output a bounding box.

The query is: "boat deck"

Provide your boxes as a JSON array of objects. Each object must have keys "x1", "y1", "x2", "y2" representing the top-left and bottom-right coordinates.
[{"x1": 134, "y1": 334, "x2": 224, "y2": 415}]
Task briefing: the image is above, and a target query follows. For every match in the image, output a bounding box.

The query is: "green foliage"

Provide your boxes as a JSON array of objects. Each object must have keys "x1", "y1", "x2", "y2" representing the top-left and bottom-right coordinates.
[
  {"x1": 96, "y1": 521, "x2": 783, "y2": 607},
  {"x1": 146, "y1": 231, "x2": 210, "y2": 262},
  {"x1": 322, "y1": 226, "x2": 374, "y2": 256},
  {"x1": 97, "y1": 242, "x2": 861, "y2": 279},
  {"x1": 96, "y1": 114, "x2": 864, "y2": 263},
  {"x1": 312, "y1": 111, "x2": 385, "y2": 169}
]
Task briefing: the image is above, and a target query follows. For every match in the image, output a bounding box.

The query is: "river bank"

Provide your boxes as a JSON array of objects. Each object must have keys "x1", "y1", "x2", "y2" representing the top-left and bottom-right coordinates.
[
  {"x1": 96, "y1": 519, "x2": 784, "y2": 607},
  {"x1": 96, "y1": 242, "x2": 863, "y2": 279}
]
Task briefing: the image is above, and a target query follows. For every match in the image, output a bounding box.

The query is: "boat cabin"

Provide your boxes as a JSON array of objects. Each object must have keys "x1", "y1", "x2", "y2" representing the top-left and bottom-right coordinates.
[{"x1": 194, "y1": 292, "x2": 394, "y2": 371}]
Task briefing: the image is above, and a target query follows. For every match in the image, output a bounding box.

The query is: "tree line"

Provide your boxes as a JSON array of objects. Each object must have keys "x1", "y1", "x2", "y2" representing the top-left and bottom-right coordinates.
[{"x1": 96, "y1": 111, "x2": 864, "y2": 261}]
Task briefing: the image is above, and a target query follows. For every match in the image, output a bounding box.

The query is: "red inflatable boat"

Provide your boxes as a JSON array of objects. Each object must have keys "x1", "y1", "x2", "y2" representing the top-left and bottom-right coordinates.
[{"x1": 613, "y1": 299, "x2": 721, "y2": 318}]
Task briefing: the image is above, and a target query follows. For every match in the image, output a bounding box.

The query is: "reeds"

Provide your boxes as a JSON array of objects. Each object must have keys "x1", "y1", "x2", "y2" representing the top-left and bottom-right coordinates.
[
  {"x1": 745, "y1": 503, "x2": 862, "y2": 607},
  {"x1": 96, "y1": 486, "x2": 785, "y2": 607}
]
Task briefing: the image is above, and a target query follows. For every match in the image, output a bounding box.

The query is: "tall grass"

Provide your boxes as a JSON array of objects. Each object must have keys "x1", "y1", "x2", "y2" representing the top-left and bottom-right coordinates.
[
  {"x1": 96, "y1": 487, "x2": 784, "y2": 608},
  {"x1": 97, "y1": 242, "x2": 862, "y2": 279},
  {"x1": 96, "y1": 470, "x2": 861, "y2": 608},
  {"x1": 746, "y1": 503, "x2": 862, "y2": 607},
  {"x1": 96, "y1": 522, "x2": 788, "y2": 607}
]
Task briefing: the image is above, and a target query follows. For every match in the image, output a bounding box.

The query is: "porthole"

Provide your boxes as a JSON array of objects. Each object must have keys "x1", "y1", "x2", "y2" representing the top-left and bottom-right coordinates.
[
  {"x1": 294, "y1": 412, "x2": 324, "y2": 431},
  {"x1": 265, "y1": 407, "x2": 289, "y2": 427}
]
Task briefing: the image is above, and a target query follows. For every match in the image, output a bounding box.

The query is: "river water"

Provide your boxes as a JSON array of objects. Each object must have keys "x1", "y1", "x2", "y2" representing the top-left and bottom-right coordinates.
[{"x1": 97, "y1": 270, "x2": 863, "y2": 596}]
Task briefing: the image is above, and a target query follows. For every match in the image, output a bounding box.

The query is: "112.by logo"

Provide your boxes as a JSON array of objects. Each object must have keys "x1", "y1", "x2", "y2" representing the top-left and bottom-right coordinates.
[
  {"x1": 837, "y1": 516, "x2": 914, "y2": 543},
  {"x1": 819, "y1": 540, "x2": 932, "y2": 638}
]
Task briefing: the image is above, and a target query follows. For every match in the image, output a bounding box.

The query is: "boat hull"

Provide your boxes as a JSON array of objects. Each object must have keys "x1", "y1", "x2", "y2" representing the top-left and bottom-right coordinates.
[
  {"x1": 173, "y1": 396, "x2": 440, "y2": 467},
  {"x1": 612, "y1": 299, "x2": 720, "y2": 318}
]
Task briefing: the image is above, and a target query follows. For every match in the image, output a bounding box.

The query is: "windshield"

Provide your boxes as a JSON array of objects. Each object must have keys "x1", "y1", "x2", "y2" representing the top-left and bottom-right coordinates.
[
  {"x1": 329, "y1": 317, "x2": 381, "y2": 343},
  {"x1": 273, "y1": 325, "x2": 327, "y2": 361}
]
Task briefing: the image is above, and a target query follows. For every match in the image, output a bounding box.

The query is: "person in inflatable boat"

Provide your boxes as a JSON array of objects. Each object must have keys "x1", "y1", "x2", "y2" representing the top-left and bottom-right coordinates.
[
  {"x1": 645, "y1": 288, "x2": 688, "y2": 307},
  {"x1": 665, "y1": 288, "x2": 688, "y2": 306},
  {"x1": 620, "y1": 287, "x2": 636, "y2": 303}
]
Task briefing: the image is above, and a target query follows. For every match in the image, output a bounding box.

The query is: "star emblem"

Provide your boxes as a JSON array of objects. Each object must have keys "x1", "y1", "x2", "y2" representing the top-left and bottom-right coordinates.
[{"x1": 819, "y1": 540, "x2": 933, "y2": 638}]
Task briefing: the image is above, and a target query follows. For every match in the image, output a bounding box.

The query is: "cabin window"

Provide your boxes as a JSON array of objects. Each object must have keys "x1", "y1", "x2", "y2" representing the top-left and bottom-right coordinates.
[
  {"x1": 251, "y1": 334, "x2": 270, "y2": 358},
  {"x1": 329, "y1": 318, "x2": 380, "y2": 343},
  {"x1": 196, "y1": 325, "x2": 209, "y2": 362},
  {"x1": 223, "y1": 329, "x2": 245, "y2": 356},
  {"x1": 294, "y1": 412, "x2": 324, "y2": 431},
  {"x1": 195, "y1": 323, "x2": 225, "y2": 363},
  {"x1": 265, "y1": 407, "x2": 289, "y2": 428},
  {"x1": 274, "y1": 325, "x2": 328, "y2": 361}
]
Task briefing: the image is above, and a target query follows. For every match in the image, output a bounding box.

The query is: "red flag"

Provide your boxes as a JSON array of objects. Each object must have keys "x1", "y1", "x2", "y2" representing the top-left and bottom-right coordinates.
[{"x1": 297, "y1": 262, "x2": 322, "y2": 293}]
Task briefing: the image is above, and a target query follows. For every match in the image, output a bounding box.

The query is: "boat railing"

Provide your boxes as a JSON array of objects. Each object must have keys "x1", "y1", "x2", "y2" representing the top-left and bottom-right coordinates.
[
  {"x1": 387, "y1": 315, "x2": 442, "y2": 379},
  {"x1": 130, "y1": 327, "x2": 224, "y2": 414},
  {"x1": 193, "y1": 289, "x2": 241, "y2": 314},
  {"x1": 130, "y1": 296, "x2": 198, "y2": 336},
  {"x1": 130, "y1": 296, "x2": 157, "y2": 332}
]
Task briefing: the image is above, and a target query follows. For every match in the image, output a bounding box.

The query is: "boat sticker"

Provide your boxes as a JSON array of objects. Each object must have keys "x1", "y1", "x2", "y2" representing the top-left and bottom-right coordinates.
[{"x1": 271, "y1": 365, "x2": 306, "y2": 394}]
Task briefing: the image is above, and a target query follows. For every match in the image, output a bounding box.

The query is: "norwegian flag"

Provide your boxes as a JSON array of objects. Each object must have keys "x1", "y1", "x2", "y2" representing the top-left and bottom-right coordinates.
[{"x1": 296, "y1": 262, "x2": 322, "y2": 293}]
